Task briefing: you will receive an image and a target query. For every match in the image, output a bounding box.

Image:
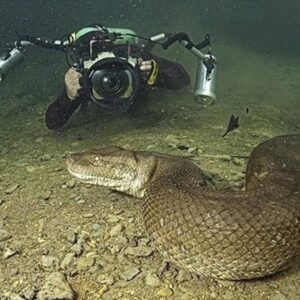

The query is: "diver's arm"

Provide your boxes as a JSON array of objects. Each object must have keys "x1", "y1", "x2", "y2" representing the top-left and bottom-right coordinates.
[
  {"x1": 113, "y1": 45, "x2": 191, "y2": 89},
  {"x1": 45, "y1": 68, "x2": 84, "y2": 130},
  {"x1": 45, "y1": 88, "x2": 82, "y2": 130}
]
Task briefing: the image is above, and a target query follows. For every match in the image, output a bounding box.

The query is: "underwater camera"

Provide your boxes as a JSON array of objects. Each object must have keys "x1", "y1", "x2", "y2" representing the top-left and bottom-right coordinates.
[
  {"x1": 68, "y1": 25, "x2": 142, "y2": 114},
  {"x1": 67, "y1": 25, "x2": 142, "y2": 113},
  {"x1": 83, "y1": 57, "x2": 141, "y2": 114}
]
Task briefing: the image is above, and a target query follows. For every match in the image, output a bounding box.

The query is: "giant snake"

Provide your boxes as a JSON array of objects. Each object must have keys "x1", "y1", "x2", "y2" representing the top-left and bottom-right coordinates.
[{"x1": 66, "y1": 134, "x2": 300, "y2": 280}]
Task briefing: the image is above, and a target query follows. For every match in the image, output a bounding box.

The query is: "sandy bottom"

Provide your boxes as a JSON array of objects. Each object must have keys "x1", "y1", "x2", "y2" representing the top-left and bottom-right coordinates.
[{"x1": 0, "y1": 45, "x2": 299, "y2": 299}]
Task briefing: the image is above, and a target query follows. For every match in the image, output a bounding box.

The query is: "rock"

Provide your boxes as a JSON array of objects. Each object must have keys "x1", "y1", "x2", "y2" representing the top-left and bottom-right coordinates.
[
  {"x1": 7, "y1": 294, "x2": 25, "y2": 300},
  {"x1": 65, "y1": 179, "x2": 76, "y2": 189},
  {"x1": 92, "y1": 223, "x2": 101, "y2": 231},
  {"x1": 138, "y1": 237, "x2": 151, "y2": 246},
  {"x1": 71, "y1": 243, "x2": 83, "y2": 256},
  {"x1": 9, "y1": 268, "x2": 19, "y2": 276},
  {"x1": 0, "y1": 229, "x2": 11, "y2": 242},
  {"x1": 82, "y1": 213, "x2": 94, "y2": 218},
  {"x1": 41, "y1": 255, "x2": 57, "y2": 268},
  {"x1": 5, "y1": 183, "x2": 19, "y2": 194},
  {"x1": 22, "y1": 287, "x2": 36, "y2": 300},
  {"x1": 120, "y1": 266, "x2": 141, "y2": 281},
  {"x1": 40, "y1": 191, "x2": 51, "y2": 200},
  {"x1": 75, "y1": 256, "x2": 95, "y2": 272},
  {"x1": 157, "y1": 287, "x2": 174, "y2": 297},
  {"x1": 66, "y1": 231, "x2": 77, "y2": 244},
  {"x1": 110, "y1": 244, "x2": 123, "y2": 255},
  {"x1": 38, "y1": 271, "x2": 75, "y2": 300},
  {"x1": 176, "y1": 269, "x2": 193, "y2": 283},
  {"x1": 158, "y1": 261, "x2": 169, "y2": 277},
  {"x1": 125, "y1": 245, "x2": 154, "y2": 257},
  {"x1": 60, "y1": 253, "x2": 75, "y2": 270},
  {"x1": 106, "y1": 215, "x2": 122, "y2": 223},
  {"x1": 38, "y1": 219, "x2": 45, "y2": 237},
  {"x1": 97, "y1": 274, "x2": 115, "y2": 286},
  {"x1": 3, "y1": 247, "x2": 18, "y2": 259},
  {"x1": 270, "y1": 293, "x2": 287, "y2": 300},
  {"x1": 40, "y1": 154, "x2": 52, "y2": 161},
  {"x1": 110, "y1": 223, "x2": 125, "y2": 237},
  {"x1": 145, "y1": 272, "x2": 161, "y2": 287}
]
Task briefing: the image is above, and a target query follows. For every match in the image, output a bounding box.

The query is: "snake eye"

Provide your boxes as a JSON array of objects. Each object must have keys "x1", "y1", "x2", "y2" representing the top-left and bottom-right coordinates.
[{"x1": 95, "y1": 156, "x2": 100, "y2": 161}]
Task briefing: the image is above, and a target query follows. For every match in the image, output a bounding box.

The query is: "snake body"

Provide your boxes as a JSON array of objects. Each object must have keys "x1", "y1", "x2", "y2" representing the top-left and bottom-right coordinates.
[{"x1": 66, "y1": 134, "x2": 300, "y2": 280}]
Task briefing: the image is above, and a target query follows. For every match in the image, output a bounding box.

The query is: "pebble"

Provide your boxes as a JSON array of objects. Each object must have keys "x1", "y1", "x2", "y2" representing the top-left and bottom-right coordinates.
[
  {"x1": 232, "y1": 157, "x2": 244, "y2": 166},
  {"x1": 71, "y1": 243, "x2": 83, "y2": 256},
  {"x1": 125, "y1": 245, "x2": 154, "y2": 257},
  {"x1": 110, "y1": 244, "x2": 123, "y2": 255},
  {"x1": 271, "y1": 293, "x2": 287, "y2": 300},
  {"x1": 7, "y1": 294, "x2": 25, "y2": 300},
  {"x1": 145, "y1": 273, "x2": 161, "y2": 287},
  {"x1": 38, "y1": 272, "x2": 75, "y2": 300},
  {"x1": 138, "y1": 237, "x2": 151, "y2": 246},
  {"x1": 97, "y1": 274, "x2": 115, "y2": 286},
  {"x1": 110, "y1": 223, "x2": 125, "y2": 237},
  {"x1": 60, "y1": 253, "x2": 75, "y2": 270},
  {"x1": 92, "y1": 223, "x2": 101, "y2": 231},
  {"x1": 158, "y1": 261, "x2": 169, "y2": 277},
  {"x1": 41, "y1": 255, "x2": 57, "y2": 268},
  {"x1": 0, "y1": 229, "x2": 11, "y2": 242},
  {"x1": 40, "y1": 191, "x2": 51, "y2": 200},
  {"x1": 5, "y1": 183, "x2": 19, "y2": 194},
  {"x1": 176, "y1": 269, "x2": 193, "y2": 283},
  {"x1": 65, "y1": 179, "x2": 76, "y2": 189},
  {"x1": 3, "y1": 248, "x2": 18, "y2": 259},
  {"x1": 83, "y1": 213, "x2": 94, "y2": 218},
  {"x1": 9, "y1": 267, "x2": 19, "y2": 276},
  {"x1": 157, "y1": 287, "x2": 174, "y2": 297},
  {"x1": 75, "y1": 256, "x2": 95, "y2": 272},
  {"x1": 40, "y1": 154, "x2": 52, "y2": 161},
  {"x1": 107, "y1": 215, "x2": 122, "y2": 223},
  {"x1": 22, "y1": 287, "x2": 36, "y2": 300},
  {"x1": 38, "y1": 219, "x2": 45, "y2": 237},
  {"x1": 120, "y1": 266, "x2": 141, "y2": 281},
  {"x1": 25, "y1": 165, "x2": 36, "y2": 173},
  {"x1": 66, "y1": 231, "x2": 77, "y2": 244}
]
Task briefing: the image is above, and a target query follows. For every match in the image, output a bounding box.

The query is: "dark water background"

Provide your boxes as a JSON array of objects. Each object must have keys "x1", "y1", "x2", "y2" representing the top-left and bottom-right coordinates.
[
  {"x1": 0, "y1": 0, "x2": 299, "y2": 119},
  {"x1": 1, "y1": 0, "x2": 300, "y2": 54}
]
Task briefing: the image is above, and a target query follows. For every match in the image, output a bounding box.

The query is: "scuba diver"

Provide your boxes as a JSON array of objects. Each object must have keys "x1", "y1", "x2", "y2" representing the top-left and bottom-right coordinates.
[
  {"x1": 0, "y1": 24, "x2": 217, "y2": 130},
  {"x1": 45, "y1": 31, "x2": 191, "y2": 130}
]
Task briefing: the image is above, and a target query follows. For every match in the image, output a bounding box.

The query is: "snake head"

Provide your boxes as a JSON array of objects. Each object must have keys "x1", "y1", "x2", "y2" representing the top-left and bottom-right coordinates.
[{"x1": 66, "y1": 146, "x2": 156, "y2": 197}]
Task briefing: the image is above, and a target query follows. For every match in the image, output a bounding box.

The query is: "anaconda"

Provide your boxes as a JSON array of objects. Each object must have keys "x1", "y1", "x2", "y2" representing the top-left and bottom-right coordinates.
[{"x1": 66, "y1": 134, "x2": 300, "y2": 280}]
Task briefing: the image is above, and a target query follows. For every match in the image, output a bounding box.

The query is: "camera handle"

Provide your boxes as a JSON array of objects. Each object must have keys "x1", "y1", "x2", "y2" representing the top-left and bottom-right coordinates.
[{"x1": 146, "y1": 32, "x2": 217, "y2": 105}]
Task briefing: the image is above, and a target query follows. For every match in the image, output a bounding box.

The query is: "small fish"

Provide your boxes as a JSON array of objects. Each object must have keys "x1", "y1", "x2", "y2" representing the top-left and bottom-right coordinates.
[{"x1": 222, "y1": 115, "x2": 239, "y2": 137}]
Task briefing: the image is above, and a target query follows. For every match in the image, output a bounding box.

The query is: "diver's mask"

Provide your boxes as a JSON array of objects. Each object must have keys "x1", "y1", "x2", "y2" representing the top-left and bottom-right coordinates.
[{"x1": 83, "y1": 56, "x2": 140, "y2": 114}]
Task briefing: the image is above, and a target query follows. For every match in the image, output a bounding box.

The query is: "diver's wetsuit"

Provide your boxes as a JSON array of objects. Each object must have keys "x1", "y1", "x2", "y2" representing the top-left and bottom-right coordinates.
[{"x1": 45, "y1": 46, "x2": 190, "y2": 130}]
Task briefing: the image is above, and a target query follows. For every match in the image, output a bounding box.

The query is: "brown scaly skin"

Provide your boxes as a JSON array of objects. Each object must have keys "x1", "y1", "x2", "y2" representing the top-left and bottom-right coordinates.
[{"x1": 66, "y1": 134, "x2": 300, "y2": 280}]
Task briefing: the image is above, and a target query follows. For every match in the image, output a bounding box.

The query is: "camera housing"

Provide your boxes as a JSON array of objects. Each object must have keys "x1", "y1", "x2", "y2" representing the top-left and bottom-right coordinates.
[{"x1": 83, "y1": 57, "x2": 141, "y2": 114}]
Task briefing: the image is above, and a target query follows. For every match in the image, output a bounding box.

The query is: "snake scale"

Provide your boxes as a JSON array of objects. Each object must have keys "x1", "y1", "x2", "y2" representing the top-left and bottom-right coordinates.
[{"x1": 66, "y1": 134, "x2": 300, "y2": 280}]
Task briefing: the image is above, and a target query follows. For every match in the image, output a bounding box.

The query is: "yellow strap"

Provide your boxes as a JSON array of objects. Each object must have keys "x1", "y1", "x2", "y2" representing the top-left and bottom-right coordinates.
[{"x1": 147, "y1": 59, "x2": 159, "y2": 85}]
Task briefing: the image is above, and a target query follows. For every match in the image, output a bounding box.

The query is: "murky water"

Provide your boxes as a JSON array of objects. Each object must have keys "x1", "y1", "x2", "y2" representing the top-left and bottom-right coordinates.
[{"x1": 0, "y1": 1, "x2": 299, "y2": 299}]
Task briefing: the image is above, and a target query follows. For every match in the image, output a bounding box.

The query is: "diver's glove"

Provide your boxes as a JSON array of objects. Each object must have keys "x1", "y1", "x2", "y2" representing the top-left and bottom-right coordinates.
[
  {"x1": 138, "y1": 59, "x2": 159, "y2": 85},
  {"x1": 64, "y1": 67, "x2": 83, "y2": 100}
]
